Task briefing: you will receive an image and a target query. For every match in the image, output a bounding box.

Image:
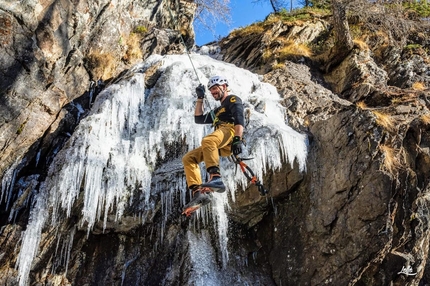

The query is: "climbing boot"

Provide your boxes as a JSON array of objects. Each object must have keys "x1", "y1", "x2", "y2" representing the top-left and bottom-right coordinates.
[
  {"x1": 182, "y1": 189, "x2": 212, "y2": 217},
  {"x1": 200, "y1": 174, "x2": 226, "y2": 193}
]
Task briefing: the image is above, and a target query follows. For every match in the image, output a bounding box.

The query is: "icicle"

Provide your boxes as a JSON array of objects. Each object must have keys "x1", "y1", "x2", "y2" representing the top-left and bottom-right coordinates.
[
  {"x1": 15, "y1": 53, "x2": 309, "y2": 284},
  {"x1": 64, "y1": 226, "x2": 76, "y2": 276},
  {"x1": 89, "y1": 81, "x2": 95, "y2": 107},
  {"x1": 16, "y1": 189, "x2": 48, "y2": 286},
  {"x1": 187, "y1": 230, "x2": 222, "y2": 285},
  {"x1": 35, "y1": 150, "x2": 41, "y2": 167},
  {"x1": 51, "y1": 233, "x2": 62, "y2": 274},
  {"x1": 121, "y1": 256, "x2": 138, "y2": 286},
  {"x1": 270, "y1": 196, "x2": 277, "y2": 216},
  {"x1": 46, "y1": 73, "x2": 149, "y2": 232},
  {"x1": 1, "y1": 162, "x2": 19, "y2": 210},
  {"x1": 212, "y1": 194, "x2": 229, "y2": 268},
  {"x1": 8, "y1": 176, "x2": 39, "y2": 223}
]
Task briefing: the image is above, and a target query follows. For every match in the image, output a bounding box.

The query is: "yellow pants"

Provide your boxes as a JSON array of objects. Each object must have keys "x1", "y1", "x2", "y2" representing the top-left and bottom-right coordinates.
[{"x1": 182, "y1": 124, "x2": 234, "y2": 188}]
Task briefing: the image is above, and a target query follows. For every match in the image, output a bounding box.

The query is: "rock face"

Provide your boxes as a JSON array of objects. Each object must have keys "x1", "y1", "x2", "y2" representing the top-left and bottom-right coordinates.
[
  {"x1": 1, "y1": 2, "x2": 430, "y2": 286},
  {"x1": 0, "y1": 0, "x2": 196, "y2": 182},
  {"x1": 217, "y1": 10, "x2": 430, "y2": 285}
]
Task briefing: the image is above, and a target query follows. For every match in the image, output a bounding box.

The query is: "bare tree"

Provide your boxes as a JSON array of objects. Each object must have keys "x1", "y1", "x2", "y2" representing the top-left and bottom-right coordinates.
[
  {"x1": 252, "y1": 0, "x2": 289, "y2": 12},
  {"x1": 269, "y1": 0, "x2": 280, "y2": 12},
  {"x1": 332, "y1": 0, "x2": 353, "y2": 50},
  {"x1": 301, "y1": 0, "x2": 311, "y2": 7},
  {"x1": 311, "y1": 0, "x2": 331, "y2": 8},
  {"x1": 193, "y1": 0, "x2": 231, "y2": 36}
]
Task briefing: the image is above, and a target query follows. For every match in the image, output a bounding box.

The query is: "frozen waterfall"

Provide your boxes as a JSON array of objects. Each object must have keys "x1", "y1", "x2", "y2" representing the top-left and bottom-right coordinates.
[{"x1": 15, "y1": 53, "x2": 308, "y2": 285}]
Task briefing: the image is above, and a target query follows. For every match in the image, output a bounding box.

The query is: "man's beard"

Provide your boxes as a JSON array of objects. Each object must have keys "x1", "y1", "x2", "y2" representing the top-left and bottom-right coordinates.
[{"x1": 215, "y1": 90, "x2": 224, "y2": 101}]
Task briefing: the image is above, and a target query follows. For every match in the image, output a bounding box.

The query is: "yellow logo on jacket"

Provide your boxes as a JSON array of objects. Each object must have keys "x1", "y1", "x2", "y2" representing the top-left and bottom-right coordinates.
[
  {"x1": 215, "y1": 107, "x2": 226, "y2": 117},
  {"x1": 230, "y1": 96, "x2": 236, "y2": 103}
]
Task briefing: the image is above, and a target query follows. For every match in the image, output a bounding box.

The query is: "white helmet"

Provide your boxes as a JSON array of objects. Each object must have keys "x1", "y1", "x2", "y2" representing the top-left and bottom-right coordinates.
[{"x1": 207, "y1": 75, "x2": 229, "y2": 89}]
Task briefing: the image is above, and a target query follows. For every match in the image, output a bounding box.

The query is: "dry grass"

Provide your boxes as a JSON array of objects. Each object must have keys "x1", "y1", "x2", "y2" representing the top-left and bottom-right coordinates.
[
  {"x1": 356, "y1": 101, "x2": 368, "y2": 110},
  {"x1": 278, "y1": 39, "x2": 312, "y2": 60},
  {"x1": 264, "y1": 13, "x2": 283, "y2": 26},
  {"x1": 86, "y1": 51, "x2": 117, "y2": 80},
  {"x1": 390, "y1": 91, "x2": 420, "y2": 104},
  {"x1": 372, "y1": 111, "x2": 397, "y2": 132},
  {"x1": 353, "y1": 39, "x2": 370, "y2": 51},
  {"x1": 369, "y1": 30, "x2": 390, "y2": 60},
  {"x1": 412, "y1": 81, "x2": 426, "y2": 91},
  {"x1": 272, "y1": 63, "x2": 285, "y2": 70},
  {"x1": 379, "y1": 144, "x2": 401, "y2": 175},
  {"x1": 262, "y1": 13, "x2": 306, "y2": 27},
  {"x1": 231, "y1": 24, "x2": 265, "y2": 37},
  {"x1": 421, "y1": 114, "x2": 430, "y2": 125},
  {"x1": 262, "y1": 38, "x2": 312, "y2": 65},
  {"x1": 262, "y1": 49, "x2": 272, "y2": 62},
  {"x1": 123, "y1": 33, "x2": 143, "y2": 64}
]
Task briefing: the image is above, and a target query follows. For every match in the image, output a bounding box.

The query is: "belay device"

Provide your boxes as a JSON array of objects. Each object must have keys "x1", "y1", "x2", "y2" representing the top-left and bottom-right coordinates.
[{"x1": 229, "y1": 155, "x2": 268, "y2": 196}]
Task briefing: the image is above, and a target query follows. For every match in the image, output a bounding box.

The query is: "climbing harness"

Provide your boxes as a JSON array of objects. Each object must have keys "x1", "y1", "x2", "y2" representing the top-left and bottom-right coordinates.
[
  {"x1": 204, "y1": 109, "x2": 218, "y2": 126},
  {"x1": 229, "y1": 155, "x2": 268, "y2": 196}
]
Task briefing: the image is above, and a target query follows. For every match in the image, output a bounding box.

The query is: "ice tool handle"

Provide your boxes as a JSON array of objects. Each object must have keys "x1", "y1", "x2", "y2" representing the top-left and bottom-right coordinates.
[{"x1": 230, "y1": 155, "x2": 268, "y2": 196}]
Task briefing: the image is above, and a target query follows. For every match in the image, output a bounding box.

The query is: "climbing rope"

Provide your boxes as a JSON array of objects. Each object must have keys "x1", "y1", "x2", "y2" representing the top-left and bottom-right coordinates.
[
  {"x1": 166, "y1": 2, "x2": 201, "y2": 83},
  {"x1": 166, "y1": 1, "x2": 213, "y2": 110}
]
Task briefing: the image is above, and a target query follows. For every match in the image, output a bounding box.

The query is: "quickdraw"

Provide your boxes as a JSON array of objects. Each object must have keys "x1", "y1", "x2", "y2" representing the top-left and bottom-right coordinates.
[{"x1": 229, "y1": 155, "x2": 268, "y2": 196}]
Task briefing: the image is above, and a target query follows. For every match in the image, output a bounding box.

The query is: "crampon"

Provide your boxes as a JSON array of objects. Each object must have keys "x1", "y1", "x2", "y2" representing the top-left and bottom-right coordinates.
[
  {"x1": 182, "y1": 205, "x2": 201, "y2": 217},
  {"x1": 182, "y1": 187, "x2": 213, "y2": 217}
]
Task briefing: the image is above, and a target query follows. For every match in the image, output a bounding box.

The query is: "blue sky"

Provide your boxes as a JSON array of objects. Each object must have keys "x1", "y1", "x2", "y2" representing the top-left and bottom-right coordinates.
[{"x1": 194, "y1": 1, "x2": 274, "y2": 46}]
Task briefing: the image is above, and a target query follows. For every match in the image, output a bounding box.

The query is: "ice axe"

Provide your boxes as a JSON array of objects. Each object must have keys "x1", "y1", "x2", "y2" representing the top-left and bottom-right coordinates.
[{"x1": 229, "y1": 155, "x2": 268, "y2": 196}]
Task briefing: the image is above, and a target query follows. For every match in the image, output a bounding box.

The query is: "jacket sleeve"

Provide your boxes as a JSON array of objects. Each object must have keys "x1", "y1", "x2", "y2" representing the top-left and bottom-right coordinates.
[
  {"x1": 195, "y1": 113, "x2": 214, "y2": 124},
  {"x1": 228, "y1": 96, "x2": 245, "y2": 126}
]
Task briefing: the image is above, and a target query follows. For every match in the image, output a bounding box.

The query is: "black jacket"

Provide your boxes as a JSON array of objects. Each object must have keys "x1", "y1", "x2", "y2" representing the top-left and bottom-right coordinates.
[{"x1": 195, "y1": 95, "x2": 245, "y2": 127}]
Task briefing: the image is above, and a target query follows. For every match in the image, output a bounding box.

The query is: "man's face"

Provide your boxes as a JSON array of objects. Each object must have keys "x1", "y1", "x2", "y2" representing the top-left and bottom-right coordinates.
[{"x1": 209, "y1": 84, "x2": 227, "y2": 101}]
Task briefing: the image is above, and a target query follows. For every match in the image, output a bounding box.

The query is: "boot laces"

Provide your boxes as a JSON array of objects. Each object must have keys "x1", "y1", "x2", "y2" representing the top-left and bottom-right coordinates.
[
  {"x1": 208, "y1": 173, "x2": 221, "y2": 182},
  {"x1": 193, "y1": 187, "x2": 212, "y2": 195}
]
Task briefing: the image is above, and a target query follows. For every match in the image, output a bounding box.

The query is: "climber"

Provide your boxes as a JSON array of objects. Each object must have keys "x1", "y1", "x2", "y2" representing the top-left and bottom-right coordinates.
[{"x1": 182, "y1": 75, "x2": 245, "y2": 216}]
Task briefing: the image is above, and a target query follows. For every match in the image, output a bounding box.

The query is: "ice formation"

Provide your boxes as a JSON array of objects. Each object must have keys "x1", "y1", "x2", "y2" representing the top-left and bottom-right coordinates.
[{"x1": 14, "y1": 53, "x2": 308, "y2": 285}]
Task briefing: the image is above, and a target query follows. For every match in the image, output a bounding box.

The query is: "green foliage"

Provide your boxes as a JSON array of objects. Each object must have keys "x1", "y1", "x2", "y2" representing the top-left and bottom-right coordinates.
[
  {"x1": 274, "y1": 6, "x2": 331, "y2": 22},
  {"x1": 405, "y1": 43, "x2": 422, "y2": 50},
  {"x1": 403, "y1": 43, "x2": 428, "y2": 56},
  {"x1": 349, "y1": 24, "x2": 364, "y2": 39},
  {"x1": 16, "y1": 121, "x2": 27, "y2": 135},
  {"x1": 403, "y1": 2, "x2": 430, "y2": 17},
  {"x1": 134, "y1": 26, "x2": 147, "y2": 34}
]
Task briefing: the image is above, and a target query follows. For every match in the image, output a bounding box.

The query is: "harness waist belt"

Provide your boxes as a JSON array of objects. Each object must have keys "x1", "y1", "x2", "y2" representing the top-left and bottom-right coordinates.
[{"x1": 215, "y1": 121, "x2": 235, "y2": 128}]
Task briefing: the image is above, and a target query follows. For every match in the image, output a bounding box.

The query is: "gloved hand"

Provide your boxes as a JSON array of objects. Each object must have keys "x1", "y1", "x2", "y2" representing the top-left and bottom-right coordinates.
[
  {"x1": 195, "y1": 84, "x2": 205, "y2": 99},
  {"x1": 231, "y1": 136, "x2": 243, "y2": 155}
]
